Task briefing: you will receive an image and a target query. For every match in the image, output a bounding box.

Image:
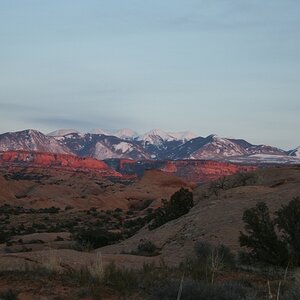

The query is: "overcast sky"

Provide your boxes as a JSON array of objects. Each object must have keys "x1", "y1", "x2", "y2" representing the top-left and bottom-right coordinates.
[{"x1": 0, "y1": 1, "x2": 299, "y2": 149}]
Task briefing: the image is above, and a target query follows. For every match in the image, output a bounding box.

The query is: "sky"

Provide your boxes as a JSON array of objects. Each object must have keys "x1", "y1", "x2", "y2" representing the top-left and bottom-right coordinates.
[{"x1": 0, "y1": 0, "x2": 299, "y2": 150}]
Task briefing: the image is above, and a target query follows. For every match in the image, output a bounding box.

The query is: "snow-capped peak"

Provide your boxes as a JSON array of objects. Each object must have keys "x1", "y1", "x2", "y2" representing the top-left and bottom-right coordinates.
[
  {"x1": 168, "y1": 131, "x2": 197, "y2": 141},
  {"x1": 199, "y1": 134, "x2": 247, "y2": 157},
  {"x1": 114, "y1": 128, "x2": 138, "y2": 140},
  {"x1": 90, "y1": 128, "x2": 110, "y2": 136},
  {"x1": 47, "y1": 129, "x2": 80, "y2": 137},
  {"x1": 211, "y1": 134, "x2": 229, "y2": 142},
  {"x1": 138, "y1": 129, "x2": 176, "y2": 143},
  {"x1": 0, "y1": 129, "x2": 72, "y2": 154}
]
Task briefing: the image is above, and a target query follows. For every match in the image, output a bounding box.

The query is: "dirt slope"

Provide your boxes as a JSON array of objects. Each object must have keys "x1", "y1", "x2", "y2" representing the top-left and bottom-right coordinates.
[
  {"x1": 100, "y1": 166, "x2": 300, "y2": 264},
  {"x1": 0, "y1": 167, "x2": 191, "y2": 210}
]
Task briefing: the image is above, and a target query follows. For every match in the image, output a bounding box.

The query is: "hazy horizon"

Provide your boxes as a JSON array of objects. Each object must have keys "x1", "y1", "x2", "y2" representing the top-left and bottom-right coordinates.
[{"x1": 0, "y1": 1, "x2": 299, "y2": 150}]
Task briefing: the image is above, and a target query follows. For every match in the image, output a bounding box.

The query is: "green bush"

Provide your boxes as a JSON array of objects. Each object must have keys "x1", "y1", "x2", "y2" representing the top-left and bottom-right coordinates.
[
  {"x1": 183, "y1": 241, "x2": 235, "y2": 282},
  {"x1": 72, "y1": 227, "x2": 122, "y2": 249},
  {"x1": 0, "y1": 289, "x2": 19, "y2": 300},
  {"x1": 239, "y1": 198, "x2": 300, "y2": 267},
  {"x1": 239, "y1": 202, "x2": 288, "y2": 266},
  {"x1": 0, "y1": 228, "x2": 11, "y2": 243},
  {"x1": 38, "y1": 206, "x2": 60, "y2": 213},
  {"x1": 130, "y1": 239, "x2": 160, "y2": 256},
  {"x1": 137, "y1": 240, "x2": 158, "y2": 253},
  {"x1": 275, "y1": 197, "x2": 300, "y2": 266},
  {"x1": 209, "y1": 172, "x2": 258, "y2": 196},
  {"x1": 232, "y1": 172, "x2": 259, "y2": 187},
  {"x1": 149, "y1": 188, "x2": 193, "y2": 230}
]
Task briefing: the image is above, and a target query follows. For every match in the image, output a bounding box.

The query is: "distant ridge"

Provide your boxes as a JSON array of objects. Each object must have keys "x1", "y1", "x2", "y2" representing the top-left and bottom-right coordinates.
[{"x1": 0, "y1": 128, "x2": 299, "y2": 164}]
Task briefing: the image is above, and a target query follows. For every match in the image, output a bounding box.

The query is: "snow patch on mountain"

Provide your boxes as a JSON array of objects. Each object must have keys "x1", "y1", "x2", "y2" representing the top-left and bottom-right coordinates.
[
  {"x1": 92, "y1": 142, "x2": 118, "y2": 160},
  {"x1": 90, "y1": 128, "x2": 110, "y2": 135},
  {"x1": 0, "y1": 129, "x2": 71, "y2": 154},
  {"x1": 113, "y1": 142, "x2": 133, "y2": 153},
  {"x1": 114, "y1": 128, "x2": 138, "y2": 140},
  {"x1": 189, "y1": 135, "x2": 246, "y2": 159},
  {"x1": 246, "y1": 145, "x2": 286, "y2": 155},
  {"x1": 227, "y1": 154, "x2": 300, "y2": 165},
  {"x1": 47, "y1": 129, "x2": 80, "y2": 137},
  {"x1": 138, "y1": 129, "x2": 176, "y2": 144},
  {"x1": 167, "y1": 131, "x2": 197, "y2": 141}
]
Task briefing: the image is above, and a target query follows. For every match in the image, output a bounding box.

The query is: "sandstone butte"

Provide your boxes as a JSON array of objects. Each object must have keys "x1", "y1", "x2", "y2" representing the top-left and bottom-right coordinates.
[
  {"x1": 0, "y1": 151, "x2": 257, "y2": 183},
  {"x1": 0, "y1": 150, "x2": 121, "y2": 177},
  {"x1": 161, "y1": 160, "x2": 257, "y2": 181},
  {"x1": 114, "y1": 159, "x2": 257, "y2": 184}
]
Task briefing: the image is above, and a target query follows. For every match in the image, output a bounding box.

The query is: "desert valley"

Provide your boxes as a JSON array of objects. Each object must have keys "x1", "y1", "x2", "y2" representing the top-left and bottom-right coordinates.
[
  {"x1": 0, "y1": 128, "x2": 299, "y2": 299},
  {"x1": 1, "y1": 1, "x2": 299, "y2": 299}
]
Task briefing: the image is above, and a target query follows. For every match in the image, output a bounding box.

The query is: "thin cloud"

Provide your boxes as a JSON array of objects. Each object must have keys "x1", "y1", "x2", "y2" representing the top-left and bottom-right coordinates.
[
  {"x1": 30, "y1": 114, "x2": 144, "y2": 133},
  {"x1": 30, "y1": 117, "x2": 97, "y2": 130},
  {"x1": 0, "y1": 102, "x2": 37, "y2": 112}
]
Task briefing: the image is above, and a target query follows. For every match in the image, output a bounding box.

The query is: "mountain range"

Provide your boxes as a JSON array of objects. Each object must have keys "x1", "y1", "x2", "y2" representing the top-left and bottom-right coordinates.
[{"x1": 0, "y1": 128, "x2": 299, "y2": 164}]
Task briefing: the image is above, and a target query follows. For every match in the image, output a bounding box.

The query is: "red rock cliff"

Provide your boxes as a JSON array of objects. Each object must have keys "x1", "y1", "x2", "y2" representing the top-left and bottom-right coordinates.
[
  {"x1": 118, "y1": 159, "x2": 257, "y2": 184},
  {"x1": 0, "y1": 151, "x2": 121, "y2": 177},
  {"x1": 163, "y1": 160, "x2": 257, "y2": 183}
]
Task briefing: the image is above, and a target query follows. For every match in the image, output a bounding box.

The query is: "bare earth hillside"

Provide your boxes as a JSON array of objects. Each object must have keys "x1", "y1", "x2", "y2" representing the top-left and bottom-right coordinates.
[
  {"x1": 0, "y1": 165, "x2": 299, "y2": 299},
  {"x1": 0, "y1": 165, "x2": 191, "y2": 210},
  {"x1": 100, "y1": 166, "x2": 300, "y2": 264}
]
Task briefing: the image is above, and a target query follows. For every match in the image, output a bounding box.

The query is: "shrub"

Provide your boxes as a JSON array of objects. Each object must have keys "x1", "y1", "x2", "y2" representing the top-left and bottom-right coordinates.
[
  {"x1": 72, "y1": 227, "x2": 122, "y2": 249},
  {"x1": 209, "y1": 176, "x2": 229, "y2": 196},
  {"x1": 239, "y1": 198, "x2": 300, "y2": 267},
  {"x1": 0, "y1": 228, "x2": 11, "y2": 243},
  {"x1": 137, "y1": 240, "x2": 158, "y2": 253},
  {"x1": 131, "y1": 240, "x2": 160, "y2": 256},
  {"x1": 239, "y1": 202, "x2": 288, "y2": 266},
  {"x1": 123, "y1": 216, "x2": 150, "y2": 238},
  {"x1": 64, "y1": 205, "x2": 74, "y2": 211},
  {"x1": 232, "y1": 172, "x2": 258, "y2": 187},
  {"x1": 32, "y1": 223, "x2": 47, "y2": 230},
  {"x1": 275, "y1": 197, "x2": 300, "y2": 266},
  {"x1": 209, "y1": 172, "x2": 258, "y2": 196},
  {"x1": 194, "y1": 240, "x2": 212, "y2": 259},
  {"x1": 134, "y1": 199, "x2": 153, "y2": 211},
  {"x1": 0, "y1": 289, "x2": 19, "y2": 300},
  {"x1": 38, "y1": 207, "x2": 60, "y2": 214},
  {"x1": 28, "y1": 239, "x2": 44, "y2": 244},
  {"x1": 149, "y1": 188, "x2": 193, "y2": 230},
  {"x1": 194, "y1": 241, "x2": 235, "y2": 268},
  {"x1": 184, "y1": 241, "x2": 235, "y2": 282}
]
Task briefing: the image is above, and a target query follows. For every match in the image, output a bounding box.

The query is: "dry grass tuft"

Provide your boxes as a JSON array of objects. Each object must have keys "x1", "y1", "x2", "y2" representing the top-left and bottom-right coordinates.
[
  {"x1": 43, "y1": 248, "x2": 62, "y2": 273},
  {"x1": 87, "y1": 252, "x2": 104, "y2": 281}
]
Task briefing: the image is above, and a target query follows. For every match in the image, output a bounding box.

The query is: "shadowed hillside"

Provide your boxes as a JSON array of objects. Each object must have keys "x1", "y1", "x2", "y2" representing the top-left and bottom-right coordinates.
[
  {"x1": 0, "y1": 164, "x2": 191, "y2": 210},
  {"x1": 100, "y1": 166, "x2": 300, "y2": 263}
]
